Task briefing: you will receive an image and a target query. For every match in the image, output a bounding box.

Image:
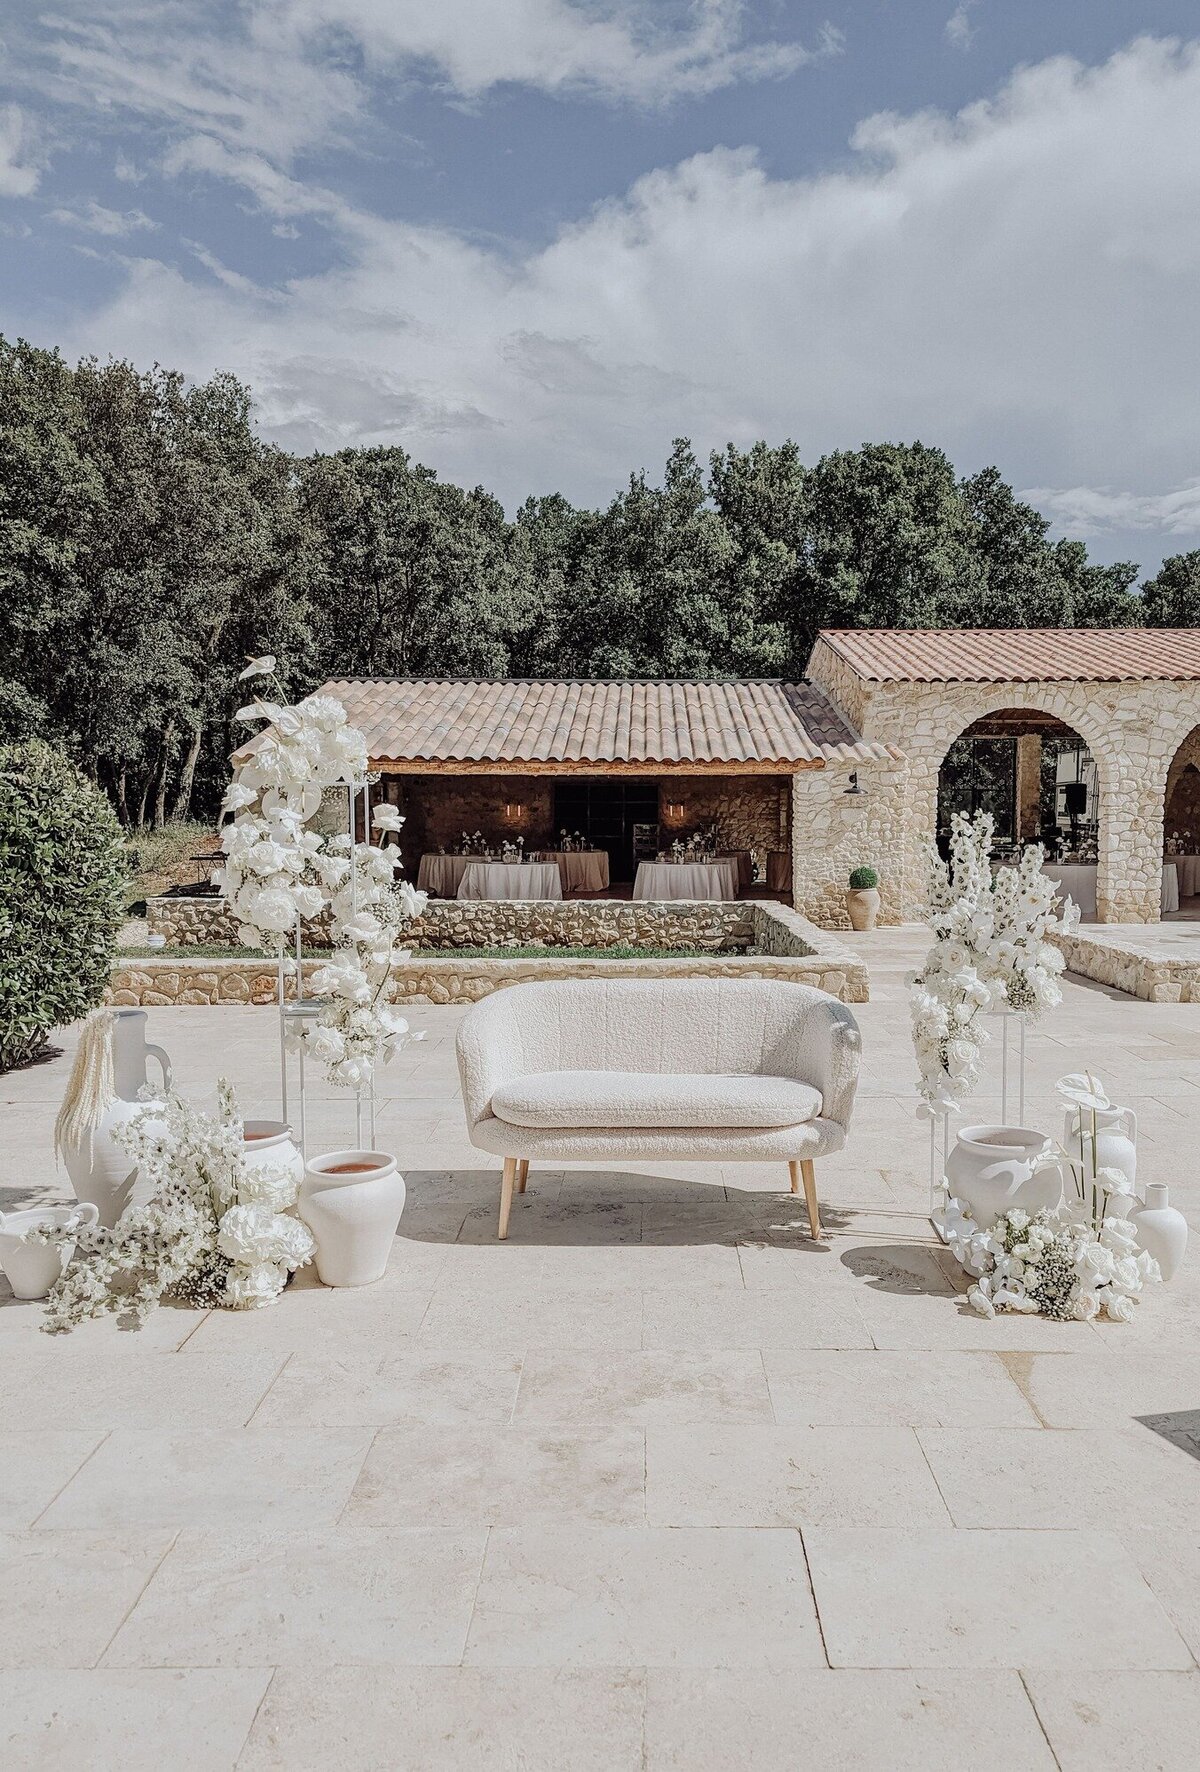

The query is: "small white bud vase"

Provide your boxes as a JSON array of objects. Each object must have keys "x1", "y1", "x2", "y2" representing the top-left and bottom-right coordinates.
[
  {"x1": 0, "y1": 1203, "x2": 99, "y2": 1300},
  {"x1": 943, "y1": 1126, "x2": 1059, "y2": 1230},
  {"x1": 298, "y1": 1150, "x2": 405, "y2": 1287},
  {"x1": 1130, "y1": 1184, "x2": 1188, "y2": 1282}
]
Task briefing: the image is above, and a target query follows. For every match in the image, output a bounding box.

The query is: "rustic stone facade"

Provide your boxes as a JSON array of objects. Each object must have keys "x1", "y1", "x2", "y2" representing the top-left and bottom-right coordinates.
[
  {"x1": 808, "y1": 639, "x2": 1200, "y2": 925},
  {"x1": 112, "y1": 902, "x2": 867, "y2": 1007},
  {"x1": 657, "y1": 775, "x2": 789, "y2": 857},
  {"x1": 790, "y1": 758, "x2": 909, "y2": 928},
  {"x1": 1049, "y1": 927, "x2": 1200, "y2": 1003}
]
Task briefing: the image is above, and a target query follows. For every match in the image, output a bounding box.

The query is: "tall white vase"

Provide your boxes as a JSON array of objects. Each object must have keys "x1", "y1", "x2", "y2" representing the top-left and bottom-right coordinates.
[
  {"x1": 943, "y1": 1125, "x2": 1058, "y2": 1230},
  {"x1": 298, "y1": 1150, "x2": 404, "y2": 1287},
  {"x1": 1130, "y1": 1184, "x2": 1188, "y2": 1282},
  {"x1": 60, "y1": 1009, "x2": 172, "y2": 1229}
]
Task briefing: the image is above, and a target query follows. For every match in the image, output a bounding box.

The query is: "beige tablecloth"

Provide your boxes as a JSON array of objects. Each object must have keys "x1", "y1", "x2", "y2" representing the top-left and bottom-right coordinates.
[
  {"x1": 533, "y1": 850, "x2": 610, "y2": 894},
  {"x1": 458, "y1": 861, "x2": 563, "y2": 901},
  {"x1": 766, "y1": 850, "x2": 791, "y2": 892},
  {"x1": 417, "y1": 853, "x2": 474, "y2": 897},
  {"x1": 719, "y1": 851, "x2": 753, "y2": 893},
  {"x1": 633, "y1": 860, "x2": 739, "y2": 901},
  {"x1": 1170, "y1": 853, "x2": 1200, "y2": 898},
  {"x1": 1043, "y1": 862, "x2": 1178, "y2": 917}
]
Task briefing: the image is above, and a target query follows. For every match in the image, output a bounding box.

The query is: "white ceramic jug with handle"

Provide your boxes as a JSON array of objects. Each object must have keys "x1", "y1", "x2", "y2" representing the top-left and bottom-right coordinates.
[
  {"x1": 60, "y1": 1009, "x2": 172, "y2": 1229},
  {"x1": 0, "y1": 1202, "x2": 100, "y2": 1300}
]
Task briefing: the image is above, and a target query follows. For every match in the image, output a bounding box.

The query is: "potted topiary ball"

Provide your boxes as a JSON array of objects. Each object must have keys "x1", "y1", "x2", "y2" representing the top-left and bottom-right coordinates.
[{"x1": 846, "y1": 865, "x2": 880, "y2": 931}]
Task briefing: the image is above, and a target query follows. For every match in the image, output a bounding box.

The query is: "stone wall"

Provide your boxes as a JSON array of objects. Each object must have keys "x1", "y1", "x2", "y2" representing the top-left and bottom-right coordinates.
[
  {"x1": 1049, "y1": 927, "x2": 1200, "y2": 1003},
  {"x1": 110, "y1": 902, "x2": 868, "y2": 1006},
  {"x1": 389, "y1": 775, "x2": 555, "y2": 873},
  {"x1": 789, "y1": 758, "x2": 909, "y2": 928},
  {"x1": 147, "y1": 895, "x2": 334, "y2": 947},
  {"x1": 658, "y1": 775, "x2": 789, "y2": 857}
]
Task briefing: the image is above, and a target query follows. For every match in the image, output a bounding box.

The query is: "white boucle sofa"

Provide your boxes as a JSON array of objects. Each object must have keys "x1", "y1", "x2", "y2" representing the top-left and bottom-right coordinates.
[{"x1": 455, "y1": 977, "x2": 861, "y2": 1240}]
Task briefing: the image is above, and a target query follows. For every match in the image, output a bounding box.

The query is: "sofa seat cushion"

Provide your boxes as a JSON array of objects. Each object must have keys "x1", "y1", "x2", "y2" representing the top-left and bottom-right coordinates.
[{"x1": 490, "y1": 1069, "x2": 822, "y2": 1131}]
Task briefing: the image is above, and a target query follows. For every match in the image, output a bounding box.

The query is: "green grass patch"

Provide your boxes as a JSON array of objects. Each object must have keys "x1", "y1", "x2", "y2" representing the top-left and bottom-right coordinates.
[{"x1": 118, "y1": 941, "x2": 761, "y2": 962}]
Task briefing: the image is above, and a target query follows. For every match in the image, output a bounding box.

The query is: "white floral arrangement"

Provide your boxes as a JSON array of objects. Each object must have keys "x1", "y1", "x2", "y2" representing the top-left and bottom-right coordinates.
[
  {"x1": 28, "y1": 1081, "x2": 314, "y2": 1332},
  {"x1": 910, "y1": 811, "x2": 1075, "y2": 1110},
  {"x1": 217, "y1": 660, "x2": 428, "y2": 1092},
  {"x1": 934, "y1": 1197, "x2": 1160, "y2": 1322}
]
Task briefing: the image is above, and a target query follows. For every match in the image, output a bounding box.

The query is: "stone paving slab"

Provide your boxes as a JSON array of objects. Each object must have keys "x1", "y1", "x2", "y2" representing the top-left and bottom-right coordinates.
[{"x1": 1, "y1": 924, "x2": 1199, "y2": 1764}]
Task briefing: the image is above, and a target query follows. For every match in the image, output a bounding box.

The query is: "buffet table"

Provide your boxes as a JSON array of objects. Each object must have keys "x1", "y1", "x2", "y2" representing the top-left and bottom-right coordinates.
[
  {"x1": 458, "y1": 861, "x2": 563, "y2": 901},
  {"x1": 633, "y1": 859, "x2": 739, "y2": 902},
  {"x1": 1169, "y1": 853, "x2": 1200, "y2": 898},
  {"x1": 1041, "y1": 862, "x2": 1178, "y2": 917},
  {"x1": 417, "y1": 853, "x2": 474, "y2": 897},
  {"x1": 533, "y1": 850, "x2": 610, "y2": 894}
]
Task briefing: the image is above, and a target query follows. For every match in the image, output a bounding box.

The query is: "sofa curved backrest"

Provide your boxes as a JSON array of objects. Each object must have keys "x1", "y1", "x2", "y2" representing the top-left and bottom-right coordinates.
[{"x1": 457, "y1": 977, "x2": 861, "y2": 1133}]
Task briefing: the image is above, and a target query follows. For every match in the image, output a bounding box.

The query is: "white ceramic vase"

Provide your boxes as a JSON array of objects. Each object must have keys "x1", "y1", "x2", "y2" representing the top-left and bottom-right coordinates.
[
  {"x1": 241, "y1": 1120, "x2": 304, "y2": 1195},
  {"x1": 61, "y1": 1009, "x2": 172, "y2": 1229},
  {"x1": 298, "y1": 1149, "x2": 405, "y2": 1287},
  {"x1": 0, "y1": 1202, "x2": 100, "y2": 1300},
  {"x1": 1130, "y1": 1184, "x2": 1188, "y2": 1282},
  {"x1": 944, "y1": 1125, "x2": 1058, "y2": 1230},
  {"x1": 1063, "y1": 1103, "x2": 1137, "y2": 1206}
]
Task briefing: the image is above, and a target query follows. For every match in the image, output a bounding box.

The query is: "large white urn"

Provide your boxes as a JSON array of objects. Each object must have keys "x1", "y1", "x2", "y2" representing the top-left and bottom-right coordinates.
[
  {"x1": 60, "y1": 1010, "x2": 172, "y2": 1228},
  {"x1": 298, "y1": 1150, "x2": 405, "y2": 1287},
  {"x1": 944, "y1": 1125, "x2": 1059, "y2": 1230},
  {"x1": 241, "y1": 1120, "x2": 304, "y2": 1194},
  {"x1": 0, "y1": 1202, "x2": 99, "y2": 1300}
]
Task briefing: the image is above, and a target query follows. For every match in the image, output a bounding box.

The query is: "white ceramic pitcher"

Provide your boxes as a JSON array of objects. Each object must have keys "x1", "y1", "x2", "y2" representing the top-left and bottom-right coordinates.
[{"x1": 60, "y1": 1009, "x2": 172, "y2": 1229}]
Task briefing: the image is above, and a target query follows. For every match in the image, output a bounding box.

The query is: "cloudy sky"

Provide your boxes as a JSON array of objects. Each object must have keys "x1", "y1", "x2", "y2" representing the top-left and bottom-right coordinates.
[{"x1": 2, "y1": 1, "x2": 1199, "y2": 572}]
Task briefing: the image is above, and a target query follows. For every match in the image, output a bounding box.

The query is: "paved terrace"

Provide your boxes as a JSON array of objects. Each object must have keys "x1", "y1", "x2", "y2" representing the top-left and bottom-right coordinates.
[{"x1": 2, "y1": 928, "x2": 1199, "y2": 1767}]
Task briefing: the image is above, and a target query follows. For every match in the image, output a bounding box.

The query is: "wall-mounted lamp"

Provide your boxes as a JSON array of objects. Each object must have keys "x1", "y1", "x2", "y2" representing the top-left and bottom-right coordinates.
[
  {"x1": 664, "y1": 801, "x2": 685, "y2": 820},
  {"x1": 504, "y1": 801, "x2": 525, "y2": 822},
  {"x1": 842, "y1": 772, "x2": 865, "y2": 797}
]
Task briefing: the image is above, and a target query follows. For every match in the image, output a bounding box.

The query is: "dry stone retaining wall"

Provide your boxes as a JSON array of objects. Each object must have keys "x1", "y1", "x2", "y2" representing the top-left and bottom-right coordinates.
[{"x1": 113, "y1": 901, "x2": 867, "y2": 1005}]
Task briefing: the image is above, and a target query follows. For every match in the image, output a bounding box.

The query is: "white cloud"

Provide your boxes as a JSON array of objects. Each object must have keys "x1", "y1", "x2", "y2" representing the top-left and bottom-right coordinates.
[
  {"x1": 47, "y1": 199, "x2": 158, "y2": 236},
  {"x1": 945, "y1": 4, "x2": 977, "y2": 52},
  {"x1": 26, "y1": 1, "x2": 835, "y2": 171},
  {"x1": 0, "y1": 103, "x2": 41, "y2": 197},
  {"x1": 1022, "y1": 481, "x2": 1200, "y2": 540},
  {"x1": 44, "y1": 36, "x2": 1200, "y2": 565}
]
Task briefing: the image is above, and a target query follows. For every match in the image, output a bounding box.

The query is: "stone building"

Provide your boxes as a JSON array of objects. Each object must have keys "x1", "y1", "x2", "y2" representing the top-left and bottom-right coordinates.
[{"x1": 308, "y1": 627, "x2": 1200, "y2": 929}]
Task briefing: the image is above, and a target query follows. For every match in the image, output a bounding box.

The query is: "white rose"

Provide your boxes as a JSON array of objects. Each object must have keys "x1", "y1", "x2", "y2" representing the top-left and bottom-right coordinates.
[
  {"x1": 225, "y1": 1261, "x2": 286, "y2": 1309},
  {"x1": 1104, "y1": 1290, "x2": 1136, "y2": 1323},
  {"x1": 1077, "y1": 1242, "x2": 1115, "y2": 1285},
  {"x1": 1073, "y1": 1289, "x2": 1101, "y2": 1320}
]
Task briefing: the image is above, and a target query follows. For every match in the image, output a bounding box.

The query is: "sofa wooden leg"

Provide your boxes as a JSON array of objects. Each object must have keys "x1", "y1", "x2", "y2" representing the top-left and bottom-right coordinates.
[
  {"x1": 517, "y1": 1159, "x2": 529, "y2": 1195},
  {"x1": 499, "y1": 1158, "x2": 517, "y2": 1240},
  {"x1": 789, "y1": 1161, "x2": 800, "y2": 1196},
  {"x1": 800, "y1": 1158, "x2": 821, "y2": 1240}
]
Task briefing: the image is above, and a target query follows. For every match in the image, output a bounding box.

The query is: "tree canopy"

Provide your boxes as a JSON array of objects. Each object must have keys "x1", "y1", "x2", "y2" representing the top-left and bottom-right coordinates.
[{"x1": 0, "y1": 331, "x2": 1182, "y2": 826}]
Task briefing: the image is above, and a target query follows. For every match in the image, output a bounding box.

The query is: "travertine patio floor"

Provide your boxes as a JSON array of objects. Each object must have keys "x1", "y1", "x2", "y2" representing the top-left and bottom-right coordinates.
[{"x1": 2, "y1": 926, "x2": 1199, "y2": 1767}]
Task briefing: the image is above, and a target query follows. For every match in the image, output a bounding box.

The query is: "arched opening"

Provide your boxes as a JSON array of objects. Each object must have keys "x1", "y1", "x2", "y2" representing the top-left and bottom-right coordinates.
[
  {"x1": 1163, "y1": 725, "x2": 1200, "y2": 913},
  {"x1": 937, "y1": 709, "x2": 1098, "y2": 865}
]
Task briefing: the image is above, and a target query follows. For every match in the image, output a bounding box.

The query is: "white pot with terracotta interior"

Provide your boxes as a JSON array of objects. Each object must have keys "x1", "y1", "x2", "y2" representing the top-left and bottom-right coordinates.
[{"x1": 298, "y1": 1150, "x2": 405, "y2": 1286}]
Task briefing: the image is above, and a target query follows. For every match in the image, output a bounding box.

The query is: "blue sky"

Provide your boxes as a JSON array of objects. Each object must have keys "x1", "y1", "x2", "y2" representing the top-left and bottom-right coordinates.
[{"x1": 3, "y1": 2, "x2": 1200, "y2": 574}]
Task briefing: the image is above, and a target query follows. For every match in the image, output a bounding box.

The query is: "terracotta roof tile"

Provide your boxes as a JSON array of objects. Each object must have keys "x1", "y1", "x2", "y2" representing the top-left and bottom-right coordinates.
[
  {"x1": 304, "y1": 678, "x2": 894, "y2": 768},
  {"x1": 816, "y1": 628, "x2": 1200, "y2": 684}
]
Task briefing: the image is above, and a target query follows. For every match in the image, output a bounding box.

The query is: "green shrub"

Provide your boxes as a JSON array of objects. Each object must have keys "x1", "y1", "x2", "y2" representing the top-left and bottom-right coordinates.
[
  {"x1": 0, "y1": 741, "x2": 127, "y2": 1069},
  {"x1": 848, "y1": 865, "x2": 879, "y2": 890}
]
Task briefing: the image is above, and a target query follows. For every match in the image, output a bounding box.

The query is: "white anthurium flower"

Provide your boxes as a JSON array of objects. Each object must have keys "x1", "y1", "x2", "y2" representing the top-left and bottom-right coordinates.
[
  {"x1": 1056, "y1": 1072, "x2": 1111, "y2": 1112},
  {"x1": 275, "y1": 707, "x2": 304, "y2": 737},
  {"x1": 234, "y1": 699, "x2": 283, "y2": 725},
  {"x1": 372, "y1": 804, "x2": 405, "y2": 832},
  {"x1": 1097, "y1": 1167, "x2": 1134, "y2": 1197},
  {"x1": 967, "y1": 1282, "x2": 996, "y2": 1319},
  {"x1": 238, "y1": 654, "x2": 276, "y2": 680}
]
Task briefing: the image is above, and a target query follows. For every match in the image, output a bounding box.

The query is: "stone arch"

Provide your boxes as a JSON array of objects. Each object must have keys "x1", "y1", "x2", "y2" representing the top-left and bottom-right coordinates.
[{"x1": 899, "y1": 686, "x2": 1132, "y2": 922}]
